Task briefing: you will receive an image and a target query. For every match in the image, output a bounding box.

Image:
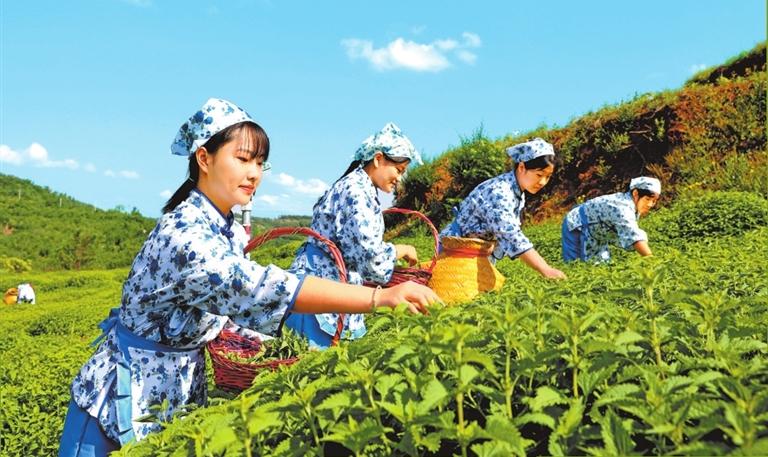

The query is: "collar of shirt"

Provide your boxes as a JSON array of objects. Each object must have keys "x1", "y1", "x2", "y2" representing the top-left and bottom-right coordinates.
[
  {"x1": 189, "y1": 189, "x2": 236, "y2": 238},
  {"x1": 500, "y1": 171, "x2": 524, "y2": 199},
  {"x1": 620, "y1": 191, "x2": 641, "y2": 220},
  {"x1": 352, "y1": 165, "x2": 380, "y2": 206}
]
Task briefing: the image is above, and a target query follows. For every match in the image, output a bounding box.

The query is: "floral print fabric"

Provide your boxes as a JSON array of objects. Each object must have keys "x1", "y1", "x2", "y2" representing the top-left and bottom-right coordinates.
[
  {"x1": 290, "y1": 166, "x2": 397, "y2": 339},
  {"x1": 353, "y1": 122, "x2": 422, "y2": 165},
  {"x1": 70, "y1": 189, "x2": 303, "y2": 442},
  {"x1": 505, "y1": 137, "x2": 555, "y2": 163},
  {"x1": 171, "y1": 98, "x2": 257, "y2": 157},
  {"x1": 564, "y1": 191, "x2": 647, "y2": 262},
  {"x1": 440, "y1": 171, "x2": 534, "y2": 260}
]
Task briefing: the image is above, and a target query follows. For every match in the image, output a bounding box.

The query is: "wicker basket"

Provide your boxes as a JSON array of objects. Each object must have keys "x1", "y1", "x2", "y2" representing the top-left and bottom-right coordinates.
[
  {"x1": 207, "y1": 227, "x2": 347, "y2": 391},
  {"x1": 3, "y1": 288, "x2": 18, "y2": 305},
  {"x1": 427, "y1": 236, "x2": 505, "y2": 305},
  {"x1": 366, "y1": 207, "x2": 439, "y2": 288}
]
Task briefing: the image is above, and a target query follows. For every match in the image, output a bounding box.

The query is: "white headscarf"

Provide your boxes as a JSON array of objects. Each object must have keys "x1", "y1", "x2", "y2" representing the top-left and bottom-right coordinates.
[
  {"x1": 505, "y1": 138, "x2": 555, "y2": 163},
  {"x1": 353, "y1": 122, "x2": 422, "y2": 165},
  {"x1": 629, "y1": 177, "x2": 662, "y2": 194}
]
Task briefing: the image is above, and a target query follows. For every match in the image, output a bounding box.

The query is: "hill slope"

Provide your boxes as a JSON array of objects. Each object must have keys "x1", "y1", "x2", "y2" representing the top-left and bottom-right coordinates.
[
  {"x1": 397, "y1": 42, "x2": 767, "y2": 227},
  {"x1": 0, "y1": 174, "x2": 313, "y2": 272},
  {"x1": 0, "y1": 174, "x2": 158, "y2": 271}
]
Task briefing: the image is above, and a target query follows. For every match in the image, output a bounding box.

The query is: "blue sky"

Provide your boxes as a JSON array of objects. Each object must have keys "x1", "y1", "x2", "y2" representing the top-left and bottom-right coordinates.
[{"x1": 1, "y1": 0, "x2": 765, "y2": 218}]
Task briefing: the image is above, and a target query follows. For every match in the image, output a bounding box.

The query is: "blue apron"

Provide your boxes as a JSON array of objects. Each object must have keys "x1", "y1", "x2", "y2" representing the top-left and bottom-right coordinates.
[
  {"x1": 89, "y1": 308, "x2": 199, "y2": 445},
  {"x1": 285, "y1": 243, "x2": 364, "y2": 348}
]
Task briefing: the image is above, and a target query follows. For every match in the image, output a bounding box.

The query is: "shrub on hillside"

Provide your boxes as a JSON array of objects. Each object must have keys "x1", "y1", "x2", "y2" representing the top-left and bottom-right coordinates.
[
  {"x1": 446, "y1": 131, "x2": 506, "y2": 199},
  {"x1": 1, "y1": 256, "x2": 32, "y2": 273},
  {"x1": 646, "y1": 191, "x2": 768, "y2": 246}
]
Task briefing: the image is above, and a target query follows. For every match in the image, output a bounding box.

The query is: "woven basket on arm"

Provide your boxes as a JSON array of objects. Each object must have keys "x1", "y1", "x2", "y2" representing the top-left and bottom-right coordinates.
[
  {"x1": 207, "y1": 227, "x2": 347, "y2": 391},
  {"x1": 365, "y1": 207, "x2": 439, "y2": 288}
]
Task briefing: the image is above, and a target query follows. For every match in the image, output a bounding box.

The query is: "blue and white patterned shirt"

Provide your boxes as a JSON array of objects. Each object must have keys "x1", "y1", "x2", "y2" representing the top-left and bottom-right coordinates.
[
  {"x1": 290, "y1": 166, "x2": 397, "y2": 339},
  {"x1": 564, "y1": 191, "x2": 647, "y2": 261},
  {"x1": 70, "y1": 190, "x2": 304, "y2": 442},
  {"x1": 440, "y1": 171, "x2": 533, "y2": 260}
]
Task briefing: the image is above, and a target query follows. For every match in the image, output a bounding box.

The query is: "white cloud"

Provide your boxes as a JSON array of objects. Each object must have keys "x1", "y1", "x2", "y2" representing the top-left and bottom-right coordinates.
[
  {"x1": 689, "y1": 63, "x2": 707, "y2": 74},
  {"x1": 276, "y1": 172, "x2": 296, "y2": 186},
  {"x1": 341, "y1": 31, "x2": 481, "y2": 72},
  {"x1": 104, "y1": 169, "x2": 139, "y2": 179},
  {"x1": 462, "y1": 32, "x2": 482, "y2": 48},
  {"x1": 119, "y1": 170, "x2": 140, "y2": 179},
  {"x1": 434, "y1": 39, "x2": 458, "y2": 51},
  {"x1": 84, "y1": 163, "x2": 97, "y2": 172},
  {"x1": 0, "y1": 145, "x2": 23, "y2": 165},
  {"x1": 160, "y1": 190, "x2": 173, "y2": 199},
  {"x1": 456, "y1": 50, "x2": 477, "y2": 65},
  {"x1": 0, "y1": 142, "x2": 79, "y2": 169},
  {"x1": 257, "y1": 195, "x2": 279, "y2": 205},
  {"x1": 27, "y1": 143, "x2": 48, "y2": 162},
  {"x1": 273, "y1": 173, "x2": 329, "y2": 196},
  {"x1": 41, "y1": 158, "x2": 79, "y2": 170}
]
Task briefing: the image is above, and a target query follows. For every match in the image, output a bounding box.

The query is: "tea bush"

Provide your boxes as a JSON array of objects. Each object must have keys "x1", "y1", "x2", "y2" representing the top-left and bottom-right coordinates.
[
  {"x1": 117, "y1": 226, "x2": 768, "y2": 457},
  {"x1": 645, "y1": 191, "x2": 768, "y2": 245}
]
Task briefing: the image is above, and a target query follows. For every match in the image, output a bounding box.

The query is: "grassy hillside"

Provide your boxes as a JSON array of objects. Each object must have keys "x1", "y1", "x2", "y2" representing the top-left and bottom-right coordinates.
[
  {"x1": 397, "y1": 42, "x2": 767, "y2": 228},
  {"x1": 0, "y1": 174, "x2": 157, "y2": 272},
  {"x1": 0, "y1": 174, "x2": 313, "y2": 273}
]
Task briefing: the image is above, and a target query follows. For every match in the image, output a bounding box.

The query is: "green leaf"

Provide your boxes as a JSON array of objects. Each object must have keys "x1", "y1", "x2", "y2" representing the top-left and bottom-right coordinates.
[
  {"x1": 613, "y1": 330, "x2": 645, "y2": 346},
  {"x1": 315, "y1": 391, "x2": 352, "y2": 412},
  {"x1": 246, "y1": 408, "x2": 281, "y2": 435},
  {"x1": 374, "y1": 373, "x2": 404, "y2": 397},
  {"x1": 527, "y1": 386, "x2": 568, "y2": 412},
  {"x1": 471, "y1": 441, "x2": 517, "y2": 457},
  {"x1": 555, "y1": 400, "x2": 584, "y2": 438},
  {"x1": 417, "y1": 378, "x2": 449, "y2": 414},
  {"x1": 600, "y1": 409, "x2": 635, "y2": 456},
  {"x1": 594, "y1": 383, "x2": 641, "y2": 407},
  {"x1": 515, "y1": 412, "x2": 556, "y2": 430},
  {"x1": 459, "y1": 364, "x2": 480, "y2": 388},
  {"x1": 462, "y1": 348, "x2": 498, "y2": 376}
]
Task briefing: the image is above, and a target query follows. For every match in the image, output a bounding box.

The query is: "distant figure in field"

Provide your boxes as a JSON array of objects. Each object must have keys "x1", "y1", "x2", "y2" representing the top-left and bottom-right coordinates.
[
  {"x1": 58, "y1": 98, "x2": 438, "y2": 457},
  {"x1": 2, "y1": 283, "x2": 35, "y2": 305},
  {"x1": 561, "y1": 177, "x2": 661, "y2": 263},
  {"x1": 16, "y1": 283, "x2": 35, "y2": 304}
]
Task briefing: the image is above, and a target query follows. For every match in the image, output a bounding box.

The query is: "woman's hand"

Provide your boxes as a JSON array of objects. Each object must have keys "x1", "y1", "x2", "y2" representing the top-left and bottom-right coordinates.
[
  {"x1": 394, "y1": 244, "x2": 419, "y2": 266},
  {"x1": 378, "y1": 281, "x2": 441, "y2": 314},
  {"x1": 541, "y1": 266, "x2": 567, "y2": 280}
]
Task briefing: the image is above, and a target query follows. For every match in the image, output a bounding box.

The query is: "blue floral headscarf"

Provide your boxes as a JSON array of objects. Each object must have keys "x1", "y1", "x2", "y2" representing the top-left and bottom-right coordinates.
[
  {"x1": 629, "y1": 177, "x2": 661, "y2": 194},
  {"x1": 505, "y1": 138, "x2": 555, "y2": 163},
  {"x1": 171, "y1": 98, "x2": 257, "y2": 157},
  {"x1": 353, "y1": 122, "x2": 422, "y2": 165}
]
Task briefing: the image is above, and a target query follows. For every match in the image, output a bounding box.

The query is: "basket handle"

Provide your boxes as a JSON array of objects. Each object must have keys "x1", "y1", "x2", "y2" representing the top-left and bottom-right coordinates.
[
  {"x1": 243, "y1": 226, "x2": 348, "y2": 345},
  {"x1": 382, "y1": 208, "x2": 439, "y2": 273}
]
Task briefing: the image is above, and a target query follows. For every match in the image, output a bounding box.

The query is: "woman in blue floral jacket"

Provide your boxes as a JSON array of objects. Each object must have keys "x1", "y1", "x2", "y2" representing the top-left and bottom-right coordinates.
[
  {"x1": 285, "y1": 123, "x2": 423, "y2": 348},
  {"x1": 440, "y1": 138, "x2": 566, "y2": 279},
  {"x1": 58, "y1": 99, "x2": 439, "y2": 457},
  {"x1": 561, "y1": 177, "x2": 661, "y2": 262}
]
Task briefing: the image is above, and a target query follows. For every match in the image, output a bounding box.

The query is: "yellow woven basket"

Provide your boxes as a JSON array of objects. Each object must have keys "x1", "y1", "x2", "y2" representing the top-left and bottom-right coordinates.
[
  {"x1": 427, "y1": 237, "x2": 505, "y2": 305},
  {"x1": 3, "y1": 288, "x2": 18, "y2": 305}
]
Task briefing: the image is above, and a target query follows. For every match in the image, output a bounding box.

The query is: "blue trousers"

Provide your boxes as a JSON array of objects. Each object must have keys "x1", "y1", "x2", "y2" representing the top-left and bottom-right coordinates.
[
  {"x1": 561, "y1": 219, "x2": 583, "y2": 262},
  {"x1": 59, "y1": 399, "x2": 119, "y2": 457}
]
